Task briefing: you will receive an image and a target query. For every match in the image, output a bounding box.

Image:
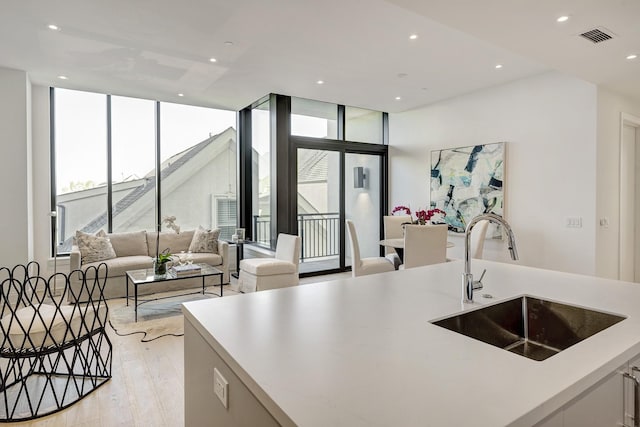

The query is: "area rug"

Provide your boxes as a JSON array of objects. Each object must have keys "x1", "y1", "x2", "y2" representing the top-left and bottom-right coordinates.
[{"x1": 108, "y1": 287, "x2": 239, "y2": 342}]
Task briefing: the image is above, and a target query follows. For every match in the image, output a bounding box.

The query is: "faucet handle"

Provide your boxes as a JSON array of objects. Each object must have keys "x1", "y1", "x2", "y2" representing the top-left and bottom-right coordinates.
[{"x1": 473, "y1": 269, "x2": 487, "y2": 290}]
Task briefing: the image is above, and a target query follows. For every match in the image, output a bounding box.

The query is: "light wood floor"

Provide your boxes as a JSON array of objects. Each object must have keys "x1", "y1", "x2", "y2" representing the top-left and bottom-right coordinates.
[{"x1": 14, "y1": 272, "x2": 350, "y2": 427}]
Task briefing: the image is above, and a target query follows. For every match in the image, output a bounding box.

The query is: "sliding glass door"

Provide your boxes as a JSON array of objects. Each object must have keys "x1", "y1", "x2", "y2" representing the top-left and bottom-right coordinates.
[
  {"x1": 345, "y1": 153, "x2": 383, "y2": 268},
  {"x1": 295, "y1": 145, "x2": 384, "y2": 274},
  {"x1": 297, "y1": 149, "x2": 341, "y2": 273}
]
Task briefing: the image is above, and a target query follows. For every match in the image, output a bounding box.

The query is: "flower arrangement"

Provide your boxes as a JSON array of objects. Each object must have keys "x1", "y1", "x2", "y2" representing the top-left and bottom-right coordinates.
[
  {"x1": 391, "y1": 205, "x2": 446, "y2": 225},
  {"x1": 415, "y1": 208, "x2": 446, "y2": 225},
  {"x1": 391, "y1": 205, "x2": 412, "y2": 216},
  {"x1": 154, "y1": 248, "x2": 173, "y2": 275},
  {"x1": 154, "y1": 216, "x2": 180, "y2": 275}
]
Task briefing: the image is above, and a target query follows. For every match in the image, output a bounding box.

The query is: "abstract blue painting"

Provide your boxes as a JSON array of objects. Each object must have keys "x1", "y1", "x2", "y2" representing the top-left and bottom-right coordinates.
[{"x1": 430, "y1": 142, "x2": 505, "y2": 234}]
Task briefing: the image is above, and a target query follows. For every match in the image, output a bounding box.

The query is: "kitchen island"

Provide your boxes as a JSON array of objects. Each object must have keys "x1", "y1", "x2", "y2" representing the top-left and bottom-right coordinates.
[{"x1": 183, "y1": 260, "x2": 640, "y2": 426}]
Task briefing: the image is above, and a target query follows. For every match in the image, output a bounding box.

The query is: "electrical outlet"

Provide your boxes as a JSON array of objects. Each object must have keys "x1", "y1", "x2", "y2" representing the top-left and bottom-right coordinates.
[
  {"x1": 214, "y1": 367, "x2": 229, "y2": 409},
  {"x1": 600, "y1": 217, "x2": 610, "y2": 228}
]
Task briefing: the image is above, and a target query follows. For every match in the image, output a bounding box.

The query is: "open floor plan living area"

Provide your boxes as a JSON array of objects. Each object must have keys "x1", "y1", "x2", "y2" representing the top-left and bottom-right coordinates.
[{"x1": 2, "y1": 0, "x2": 640, "y2": 426}]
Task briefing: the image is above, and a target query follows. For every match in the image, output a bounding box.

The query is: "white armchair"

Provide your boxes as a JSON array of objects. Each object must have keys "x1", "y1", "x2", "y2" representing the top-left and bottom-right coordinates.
[{"x1": 238, "y1": 233, "x2": 301, "y2": 293}]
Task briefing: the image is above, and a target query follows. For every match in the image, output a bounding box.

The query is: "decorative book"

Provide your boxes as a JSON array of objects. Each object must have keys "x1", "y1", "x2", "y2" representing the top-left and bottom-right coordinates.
[{"x1": 172, "y1": 264, "x2": 202, "y2": 277}]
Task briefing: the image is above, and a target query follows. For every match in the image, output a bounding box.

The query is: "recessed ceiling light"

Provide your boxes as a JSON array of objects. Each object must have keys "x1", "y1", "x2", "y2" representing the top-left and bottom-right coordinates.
[
  {"x1": 48, "y1": 24, "x2": 60, "y2": 31},
  {"x1": 556, "y1": 16, "x2": 570, "y2": 23},
  {"x1": 209, "y1": 57, "x2": 217, "y2": 63},
  {"x1": 627, "y1": 54, "x2": 638, "y2": 60},
  {"x1": 409, "y1": 34, "x2": 418, "y2": 40},
  {"x1": 178, "y1": 93, "x2": 184, "y2": 97},
  {"x1": 224, "y1": 41, "x2": 233, "y2": 46},
  {"x1": 395, "y1": 96, "x2": 402, "y2": 100},
  {"x1": 57, "y1": 75, "x2": 68, "y2": 80},
  {"x1": 397, "y1": 73, "x2": 408, "y2": 78},
  {"x1": 495, "y1": 64, "x2": 503, "y2": 69},
  {"x1": 316, "y1": 80, "x2": 324, "y2": 85}
]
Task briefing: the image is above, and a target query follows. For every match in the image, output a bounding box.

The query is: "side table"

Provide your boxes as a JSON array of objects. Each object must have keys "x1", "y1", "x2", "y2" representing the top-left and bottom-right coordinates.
[{"x1": 223, "y1": 239, "x2": 253, "y2": 279}]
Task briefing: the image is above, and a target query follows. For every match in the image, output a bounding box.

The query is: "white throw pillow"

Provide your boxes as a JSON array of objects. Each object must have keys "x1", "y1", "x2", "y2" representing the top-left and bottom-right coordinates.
[
  {"x1": 188, "y1": 226, "x2": 220, "y2": 254},
  {"x1": 75, "y1": 230, "x2": 116, "y2": 264}
]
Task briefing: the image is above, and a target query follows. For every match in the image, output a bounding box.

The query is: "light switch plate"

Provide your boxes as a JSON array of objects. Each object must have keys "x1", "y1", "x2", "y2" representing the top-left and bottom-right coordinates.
[
  {"x1": 214, "y1": 367, "x2": 229, "y2": 409},
  {"x1": 565, "y1": 217, "x2": 582, "y2": 228}
]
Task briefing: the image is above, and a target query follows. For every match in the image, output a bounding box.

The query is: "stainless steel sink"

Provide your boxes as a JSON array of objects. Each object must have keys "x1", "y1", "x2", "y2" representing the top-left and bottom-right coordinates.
[{"x1": 431, "y1": 296, "x2": 625, "y2": 361}]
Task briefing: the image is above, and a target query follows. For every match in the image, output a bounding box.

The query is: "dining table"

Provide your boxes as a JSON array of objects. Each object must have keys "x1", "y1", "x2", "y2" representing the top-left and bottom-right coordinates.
[{"x1": 379, "y1": 238, "x2": 454, "y2": 262}]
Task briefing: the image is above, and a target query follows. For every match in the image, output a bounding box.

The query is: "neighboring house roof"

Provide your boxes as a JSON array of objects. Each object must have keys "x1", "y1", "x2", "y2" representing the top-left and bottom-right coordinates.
[
  {"x1": 60, "y1": 127, "x2": 236, "y2": 251},
  {"x1": 298, "y1": 149, "x2": 328, "y2": 183}
]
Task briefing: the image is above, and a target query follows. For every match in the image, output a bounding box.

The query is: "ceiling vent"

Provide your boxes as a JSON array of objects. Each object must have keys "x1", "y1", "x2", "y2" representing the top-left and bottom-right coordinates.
[{"x1": 580, "y1": 27, "x2": 614, "y2": 44}]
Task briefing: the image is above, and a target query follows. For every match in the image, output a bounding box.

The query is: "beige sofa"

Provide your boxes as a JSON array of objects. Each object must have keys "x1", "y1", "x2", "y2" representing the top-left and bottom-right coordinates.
[{"x1": 69, "y1": 229, "x2": 229, "y2": 301}]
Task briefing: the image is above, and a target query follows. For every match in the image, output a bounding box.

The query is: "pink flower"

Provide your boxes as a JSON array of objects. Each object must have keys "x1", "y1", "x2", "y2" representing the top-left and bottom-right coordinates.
[{"x1": 391, "y1": 205, "x2": 411, "y2": 216}]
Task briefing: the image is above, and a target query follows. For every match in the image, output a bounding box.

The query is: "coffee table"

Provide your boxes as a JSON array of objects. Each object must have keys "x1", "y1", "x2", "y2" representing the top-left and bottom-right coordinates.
[{"x1": 125, "y1": 263, "x2": 223, "y2": 322}]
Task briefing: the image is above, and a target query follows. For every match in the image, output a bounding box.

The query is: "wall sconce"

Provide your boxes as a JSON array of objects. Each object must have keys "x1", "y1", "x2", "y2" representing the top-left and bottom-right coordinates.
[{"x1": 354, "y1": 166, "x2": 366, "y2": 189}]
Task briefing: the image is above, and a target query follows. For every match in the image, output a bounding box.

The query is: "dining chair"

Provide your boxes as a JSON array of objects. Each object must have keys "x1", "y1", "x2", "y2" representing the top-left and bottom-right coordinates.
[
  {"x1": 401, "y1": 224, "x2": 448, "y2": 269},
  {"x1": 346, "y1": 220, "x2": 395, "y2": 277},
  {"x1": 470, "y1": 219, "x2": 490, "y2": 259},
  {"x1": 383, "y1": 215, "x2": 412, "y2": 269}
]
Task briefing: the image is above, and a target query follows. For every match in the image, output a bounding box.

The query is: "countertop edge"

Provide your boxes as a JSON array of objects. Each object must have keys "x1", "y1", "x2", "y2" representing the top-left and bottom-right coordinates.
[{"x1": 182, "y1": 307, "x2": 297, "y2": 427}]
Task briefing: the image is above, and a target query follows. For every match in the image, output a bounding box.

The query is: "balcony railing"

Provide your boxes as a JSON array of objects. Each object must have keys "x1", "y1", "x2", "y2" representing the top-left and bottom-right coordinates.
[{"x1": 253, "y1": 213, "x2": 340, "y2": 262}]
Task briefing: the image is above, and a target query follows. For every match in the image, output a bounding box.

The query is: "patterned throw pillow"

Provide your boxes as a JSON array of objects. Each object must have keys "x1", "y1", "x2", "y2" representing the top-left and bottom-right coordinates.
[
  {"x1": 188, "y1": 226, "x2": 220, "y2": 254},
  {"x1": 75, "y1": 230, "x2": 116, "y2": 264}
]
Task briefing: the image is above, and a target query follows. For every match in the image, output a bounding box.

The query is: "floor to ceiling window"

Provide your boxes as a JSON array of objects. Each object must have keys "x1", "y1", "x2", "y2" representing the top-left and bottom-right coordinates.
[
  {"x1": 53, "y1": 89, "x2": 108, "y2": 252},
  {"x1": 239, "y1": 94, "x2": 388, "y2": 276},
  {"x1": 52, "y1": 88, "x2": 237, "y2": 254},
  {"x1": 110, "y1": 95, "x2": 156, "y2": 232},
  {"x1": 160, "y1": 102, "x2": 236, "y2": 238},
  {"x1": 251, "y1": 99, "x2": 271, "y2": 247}
]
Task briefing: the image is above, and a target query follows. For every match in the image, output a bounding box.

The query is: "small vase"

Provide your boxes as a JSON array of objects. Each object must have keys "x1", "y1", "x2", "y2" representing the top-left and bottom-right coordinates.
[{"x1": 154, "y1": 261, "x2": 167, "y2": 276}]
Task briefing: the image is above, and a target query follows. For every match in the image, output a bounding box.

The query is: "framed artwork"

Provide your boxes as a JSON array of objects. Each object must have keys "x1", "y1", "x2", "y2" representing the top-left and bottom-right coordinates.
[{"x1": 430, "y1": 142, "x2": 505, "y2": 235}]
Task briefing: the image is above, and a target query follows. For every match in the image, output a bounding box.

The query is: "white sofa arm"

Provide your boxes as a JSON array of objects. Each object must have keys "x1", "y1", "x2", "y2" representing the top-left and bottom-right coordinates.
[
  {"x1": 218, "y1": 240, "x2": 229, "y2": 284},
  {"x1": 70, "y1": 245, "x2": 82, "y2": 271}
]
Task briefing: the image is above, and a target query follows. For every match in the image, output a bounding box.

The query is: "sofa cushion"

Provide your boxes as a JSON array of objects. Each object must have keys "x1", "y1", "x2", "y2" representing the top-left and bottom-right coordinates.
[
  {"x1": 239, "y1": 258, "x2": 296, "y2": 276},
  {"x1": 82, "y1": 255, "x2": 154, "y2": 277},
  {"x1": 147, "y1": 230, "x2": 195, "y2": 256},
  {"x1": 188, "y1": 252, "x2": 223, "y2": 267},
  {"x1": 107, "y1": 230, "x2": 149, "y2": 257},
  {"x1": 76, "y1": 230, "x2": 116, "y2": 264},
  {"x1": 189, "y1": 226, "x2": 220, "y2": 254}
]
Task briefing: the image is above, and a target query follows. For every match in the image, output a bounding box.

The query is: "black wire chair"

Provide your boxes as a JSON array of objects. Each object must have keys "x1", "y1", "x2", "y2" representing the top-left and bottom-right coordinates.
[{"x1": 0, "y1": 262, "x2": 112, "y2": 422}]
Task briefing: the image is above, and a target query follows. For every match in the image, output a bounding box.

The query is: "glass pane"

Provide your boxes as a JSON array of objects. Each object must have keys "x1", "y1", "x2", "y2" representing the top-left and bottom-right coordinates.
[
  {"x1": 297, "y1": 149, "x2": 340, "y2": 273},
  {"x1": 345, "y1": 106, "x2": 383, "y2": 144},
  {"x1": 54, "y1": 88, "x2": 107, "y2": 254},
  {"x1": 291, "y1": 97, "x2": 338, "y2": 139},
  {"x1": 345, "y1": 153, "x2": 382, "y2": 267},
  {"x1": 252, "y1": 100, "x2": 271, "y2": 247},
  {"x1": 111, "y1": 95, "x2": 156, "y2": 232},
  {"x1": 160, "y1": 102, "x2": 236, "y2": 238}
]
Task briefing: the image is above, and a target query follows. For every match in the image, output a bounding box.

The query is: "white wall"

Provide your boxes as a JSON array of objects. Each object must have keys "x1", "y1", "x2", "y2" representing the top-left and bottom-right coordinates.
[
  {"x1": 389, "y1": 72, "x2": 598, "y2": 275},
  {"x1": 0, "y1": 68, "x2": 31, "y2": 266},
  {"x1": 596, "y1": 88, "x2": 640, "y2": 279}
]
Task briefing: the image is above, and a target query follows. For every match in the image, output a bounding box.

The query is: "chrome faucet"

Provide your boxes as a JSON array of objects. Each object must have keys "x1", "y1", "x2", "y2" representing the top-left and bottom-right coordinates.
[{"x1": 463, "y1": 213, "x2": 519, "y2": 303}]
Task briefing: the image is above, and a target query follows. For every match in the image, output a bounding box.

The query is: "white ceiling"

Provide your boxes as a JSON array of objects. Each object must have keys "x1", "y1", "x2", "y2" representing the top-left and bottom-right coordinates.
[{"x1": 1, "y1": 0, "x2": 638, "y2": 113}]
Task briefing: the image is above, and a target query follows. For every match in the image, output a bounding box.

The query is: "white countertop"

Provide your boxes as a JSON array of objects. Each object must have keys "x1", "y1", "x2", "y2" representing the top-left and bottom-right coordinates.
[{"x1": 182, "y1": 260, "x2": 640, "y2": 427}]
